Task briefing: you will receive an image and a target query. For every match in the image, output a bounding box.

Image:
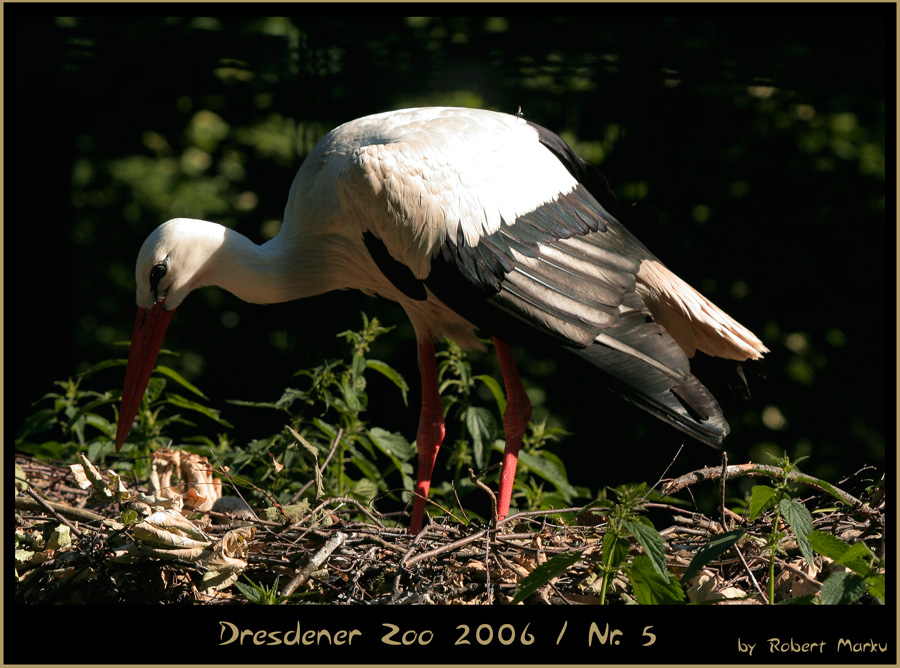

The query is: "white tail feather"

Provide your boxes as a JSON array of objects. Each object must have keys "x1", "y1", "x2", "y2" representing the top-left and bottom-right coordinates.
[{"x1": 636, "y1": 260, "x2": 768, "y2": 361}]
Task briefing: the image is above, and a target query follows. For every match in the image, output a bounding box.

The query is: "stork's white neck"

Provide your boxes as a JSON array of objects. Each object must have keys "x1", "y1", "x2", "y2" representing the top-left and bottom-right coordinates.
[
  {"x1": 202, "y1": 225, "x2": 355, "y2": 305},
  {"x1": 141, "y1": 218, "x2": 364, "y2": 310}
]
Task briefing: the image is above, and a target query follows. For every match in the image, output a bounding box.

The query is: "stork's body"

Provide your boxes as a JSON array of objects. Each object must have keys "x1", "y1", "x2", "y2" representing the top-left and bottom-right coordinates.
[{"x1": 117, "y1": 107, "x2": 767, "y2": 533}]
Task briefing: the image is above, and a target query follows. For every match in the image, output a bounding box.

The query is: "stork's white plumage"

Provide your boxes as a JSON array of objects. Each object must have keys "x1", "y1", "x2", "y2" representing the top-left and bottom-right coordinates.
[{"x1": 116, "y1": 106, "x2": 768, "y2": 534}]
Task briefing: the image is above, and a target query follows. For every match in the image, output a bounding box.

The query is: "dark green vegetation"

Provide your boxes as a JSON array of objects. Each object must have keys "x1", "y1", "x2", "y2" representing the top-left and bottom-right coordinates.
[
  {"x1": 16, "y1": 316, "x2": 579, "y2": 525},
  {"x1": 15, "y1": 318, "x2": 886, "y2": 606},
  {"x1": 11, "y1": 12, "x2": 888, "y2": 608}
]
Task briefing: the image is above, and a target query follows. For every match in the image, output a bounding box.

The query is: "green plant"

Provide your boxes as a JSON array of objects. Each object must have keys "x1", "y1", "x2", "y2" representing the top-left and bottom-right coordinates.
[
  {"x1": 743, "y1": 454, "x2": 816, "y2": 604},
  {"x1": 678, "y1": 454, "x2": 885, "y2": 606},
  {"x1": 512, "y1": 483, "x2": 683, "y2": 605},
  {"x1": 15, "y1": 319, "x2": 885, "y2": 605},
  {"x1": 15, "y1": 358, "x2": 231, "y2": 478},
  {"x1": 233, "y1": 575, "x2": 308, "y2": 604},
  {"x1": 16, "y1": 314, "x2": 586, "y2": 528},
  {"x1": 510, "y1": 458, "x2": 885, "y2": 606},
  {"x1": 432, "y1": 338, "x2": 582, "y2": 519},
  {"x1": 740, "y1": 454, "x2": 885, "y2": 605},
  {"x1": 225, "y1": 315, "x2": 415, "y2": 511}
]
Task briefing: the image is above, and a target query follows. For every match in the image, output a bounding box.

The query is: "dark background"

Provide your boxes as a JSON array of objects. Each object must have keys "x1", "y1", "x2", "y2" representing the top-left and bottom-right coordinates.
[{"x1": 8, "y1": 8, "x2": 890, "y2": 499}]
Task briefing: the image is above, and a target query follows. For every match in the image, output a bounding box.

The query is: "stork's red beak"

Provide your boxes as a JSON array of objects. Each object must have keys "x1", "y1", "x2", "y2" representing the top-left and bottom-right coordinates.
[{"x1": 115, "y1": 302, "x2": 175, "y2": 452}]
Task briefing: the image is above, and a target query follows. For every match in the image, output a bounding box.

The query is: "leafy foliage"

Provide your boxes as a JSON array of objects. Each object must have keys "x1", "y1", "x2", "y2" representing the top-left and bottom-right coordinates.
[
  {"x1": 15, "y1": 318, "x2": 885, "y2": 606},
  {"x1": 17, "y1": 316, "x2": 588, "y2": 527},
  {"x1": 508, "y1": 467, "x2": 884, "y2": 606},
  {"x1": 234, "y1": 576, "x2": 309, "y2": 605}
]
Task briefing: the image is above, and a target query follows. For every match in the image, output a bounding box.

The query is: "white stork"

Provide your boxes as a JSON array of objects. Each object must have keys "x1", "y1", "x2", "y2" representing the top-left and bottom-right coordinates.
[{"x1": 115, "y1": 106, "x2": 768, "y2": 534}]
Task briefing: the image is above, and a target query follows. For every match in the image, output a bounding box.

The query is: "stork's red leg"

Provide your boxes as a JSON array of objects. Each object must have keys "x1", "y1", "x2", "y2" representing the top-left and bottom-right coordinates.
[
  {"x1": 409, "y1": 337, "x2": 446, "y2": 534},
  {"x1": 493, "y1": 338, "x2": 532, "y2": 522}
]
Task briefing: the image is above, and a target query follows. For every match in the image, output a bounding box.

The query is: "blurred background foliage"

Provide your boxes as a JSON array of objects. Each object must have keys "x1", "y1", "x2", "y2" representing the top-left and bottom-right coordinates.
[{"x1": 10, "y1": 11, "x2": 888, "y2": 498}]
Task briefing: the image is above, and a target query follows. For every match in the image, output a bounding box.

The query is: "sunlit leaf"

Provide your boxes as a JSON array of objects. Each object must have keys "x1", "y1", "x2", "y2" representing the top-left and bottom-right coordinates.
[
  {"x1": 625, "y1": 555, "x2": 685, "y2": 605},
  {"x1": 747, "y1": 485, "x2": 777, "y2": 520},
  {"x1": 369, "y1": 427, "x2": 415, "y2": 460},
  {"x1": 623, "y1": 519, "x2": 668, "y2": 578},
  {"x1": 351, "y1": 477, "x2": 379, "y2": 500},
  {"x1": 808, "y1": 530, "x2": 873, "y2": 576},
  {"x1": 155, "y1": 365, "x2": 208, "y2": 399},
  {"x1": 163, "y1": 394, "x2": 233, "y2": 427},
  {"x1": 778, "y1": 498, "x2": 814, "y2": 566},
  {"x1": 602, "y1": 532, "x2": 630, "y2": 571}
]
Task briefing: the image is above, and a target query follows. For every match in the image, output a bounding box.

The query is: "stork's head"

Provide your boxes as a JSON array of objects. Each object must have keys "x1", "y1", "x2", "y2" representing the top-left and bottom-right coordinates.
[
  {"x1": 134, "y1": 218, "x2": 226, "y2": 310},
  {"x1": 116, "y1": 218, "x2": 223, "y2": 451}
]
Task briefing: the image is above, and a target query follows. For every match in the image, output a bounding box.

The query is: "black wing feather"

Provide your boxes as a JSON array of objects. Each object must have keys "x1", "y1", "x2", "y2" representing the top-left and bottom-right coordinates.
[
  {"x1": 423, "y1": 126, "x2": 730, "y2": 447},
  {"x1": 363, "y1": 232, "x2": 426, "y2": 301}
]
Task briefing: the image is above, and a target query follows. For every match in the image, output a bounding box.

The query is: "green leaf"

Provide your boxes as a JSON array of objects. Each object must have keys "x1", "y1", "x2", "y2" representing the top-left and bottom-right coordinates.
[
  {"x1": 351, "y1": 477, "x2": 379, "y2": 500},
  {"x1": 776, "y1": 594, "x2": 819, "y2": 605},
  {"x1": 623, "y1": 520, "x2": 668, "y2": 578},
  {"x1": 83, "y1": 413, "x2": 111, "y2": 433},
  {"x1": 233, "y1": 580, "x2": 266, "y2": 604},
  {"x1": 808, "y1": 530, "x2": 875, "y2": 577},
  {"x1": 287, "y1": 425, "x2": 325, "y2": 496},
  {"x1": 163, "y1": 394, "x2": 234, "y2": 427},
  {"x1": 819, "y1": 571, "x2": 869, "y2": 605},
  {"x1": 625, "y1": 555, "x2": 685, "y2": 605},
  {"x1": 76, "y1": 358, "x2": 126, "y2": 377},
  {"x1": 510, "y1": 550, "x2": 582, "y2": 604},
  {"x1": 312, "y1": 417, "x2": 338, "y2": 441},
  {"x1": 508, "y1": 446, "x2": 578, "y2": 500},
  {"x1": 366, "y1": 429, "x2": 414, "y2": 498},
  {"x1": 865, "y1": 573, "x2": 886, "y2": 604},
  {"x1": 602, "y1": 532, "x2": 631, "y2": 571},
  {"x1": 287, "y1": 426, "x2": 319, "y2": 459},
  {"x1": 16, "y1": 409, "x2": 57, "y2": 441},
  {"x1": 67, "y1": 394, "x2": 117, "y2": 433},
  {"x1": 681, "y1": 529, "x2": 745, "y2": 584},
  {"x1": 87, "y1": 440, "x2": 107, "y2": 462},
  {"x1": 366, "y1": 359, "x2": 409, "y2": 405},
  {"x1": 369, "y1": 427, "x2": 415, "y2": 460},
  {"x1": 778, "y1": 498, "x2": 815, "y2": 566},
  {"x1": 350, "y1": 454, "x2": 382, "y2": 485},
  {"x1": 155, "y1": 365, "x2": 208, "y2": 399},
  {"x1": 465, "y1": 406, "x2": 495, "y2": 469},
  {"x1": 227, "y1": 398, "x2": 283, "y2": 410},
  {"x1": 474, "y1": 374, "x2": 506, "y2": 414},
  {"x1": 340, "y1": 376, "x2": 363, "y2": 413},
  {"x1": 834, "y1": 542, "x2": 878, "y2": 571},
  {"x1": 807, "y1": 529, "x2": 848, "y2": 560},
  {"x1": 15, "y1": 440, "x2": 70, "y2": 459},
  {"x1": 275, "y1": 387, "x2": 312, "y2": 410},
  {"x1": 145, "y1": 377, "x2": 167, "y2": 404},
  {"x1": 747, "y1": 485, "x2": 777, "y2": 519},
  {"x1": 351, "y1": 353, "x2": 367, "y2": 384}
]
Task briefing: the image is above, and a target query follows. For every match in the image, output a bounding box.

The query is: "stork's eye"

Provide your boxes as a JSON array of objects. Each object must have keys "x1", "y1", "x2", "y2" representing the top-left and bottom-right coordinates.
[{"x1": 149, "y1": 262, "x2": 167, "y2": 292}]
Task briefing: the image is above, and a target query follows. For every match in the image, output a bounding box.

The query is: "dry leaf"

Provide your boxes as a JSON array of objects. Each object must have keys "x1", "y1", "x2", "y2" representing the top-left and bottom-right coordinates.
[{"x1": 269, "y1": 453, "x2": 284, "y2": 474}]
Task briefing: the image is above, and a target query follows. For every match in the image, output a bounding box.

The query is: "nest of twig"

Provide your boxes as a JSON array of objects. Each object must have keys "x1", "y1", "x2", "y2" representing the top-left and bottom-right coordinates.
[{"x1": 14, "y1": 452, "x2": 884, "y2": 605}]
